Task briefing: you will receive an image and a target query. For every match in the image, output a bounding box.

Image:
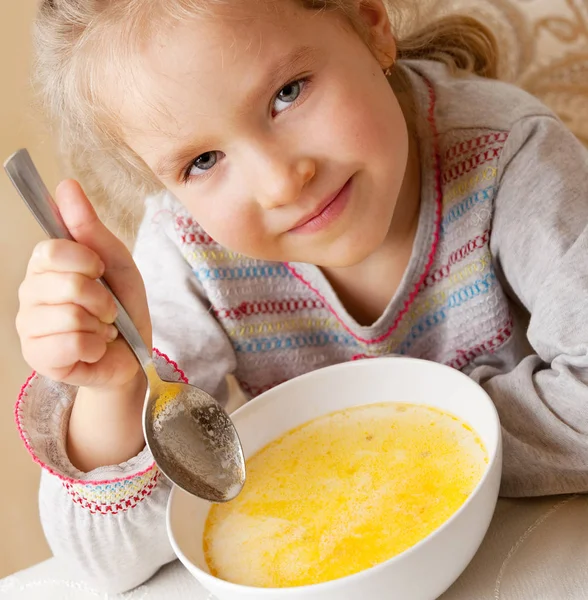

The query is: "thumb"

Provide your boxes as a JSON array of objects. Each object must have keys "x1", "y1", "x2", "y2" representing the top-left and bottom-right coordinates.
[
  {"x1": 55, "y1": 179, "x2": 132, "y2": 272},
  {"x1": 55, "y1": 180, "x2": 152, "y2": 346}
]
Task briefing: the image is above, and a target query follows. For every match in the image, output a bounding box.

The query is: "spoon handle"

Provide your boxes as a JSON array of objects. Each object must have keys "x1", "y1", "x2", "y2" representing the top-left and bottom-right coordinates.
[{"x1": 4, "y1": 149, "x2": 153, "y2": 369}]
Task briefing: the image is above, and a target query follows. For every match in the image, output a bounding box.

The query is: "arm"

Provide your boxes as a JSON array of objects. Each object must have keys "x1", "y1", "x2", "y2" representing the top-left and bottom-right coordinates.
[
  {"x1": 469, "y1": 115, "x2": 588, "y2": 497},
  {"x1": 19, "y1": 193, "x2": 236, "y2": 593}
]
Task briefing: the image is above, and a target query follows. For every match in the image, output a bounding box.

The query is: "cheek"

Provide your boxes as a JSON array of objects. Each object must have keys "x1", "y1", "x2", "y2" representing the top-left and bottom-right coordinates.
[
  {"x1": 181, "y1": 193, "x2": 266, "y2": 253},
  {"x1": 319, "y1": 77, "x2": 406, "y2": 166},
  {"x1": 355, "y1": 95, "x2": 405, "y2": 159}
]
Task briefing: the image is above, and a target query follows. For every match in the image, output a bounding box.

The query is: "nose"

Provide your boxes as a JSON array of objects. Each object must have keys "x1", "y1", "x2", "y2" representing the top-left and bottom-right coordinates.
[{"x1": 243, "y1": 143, "x2": 316, "y2": 210}]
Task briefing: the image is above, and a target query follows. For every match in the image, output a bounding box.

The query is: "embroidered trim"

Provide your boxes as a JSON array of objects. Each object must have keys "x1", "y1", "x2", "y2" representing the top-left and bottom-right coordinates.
[
  {"x1": 15, "y1": 348, "x2": 187, "y2": 488},
  {"x1": 351, "y1": 317, "x2": 513, "y2": 365},
  {"x1": 193, "y1": 263, "x2": 291, "y2": 282},
  {"x1": 214, "y1": 298, "x2": 325, "y2": 320},
  {"x1": 284, "y1": 75, "x2": 443, "y2": 346},
  {"x1": 442, "y1": 145, "x2": 506, "y2": 185},
  {"x1": 186, "y1": 248, "x2": 244, "y2": 262},
  {"x1": 440, "y1": 184, "x2": 497, "y2": 233},
  {"x1": 444, "y1": 132, "x2": 509, "y2": 161},
  {"x1": 397, "y1": 271, "x2": 499, "y2": 355},
  {"x1": 232, "y1": 330, "x2": 358, "y2": 354},
  {"x1": 423, "y1": 230, "x2": 491, "y2": 287},
  {"x1": 175, "y1": 214, "x2": 215, "y2": 245},
  {"x1": 152, "y1": 347, "x2": 189, "y2": 384},
  {"x1": 63, "y1": 470, "x2": 161, "y2": 515},
  {"x1": 445, "y1": 318, "x2": 514, "y2": 370},
  {"x1": 227, "y1": 316, "x2": 342, "y2": 339},
  {"x1": 443, "y1": 164, "x2": 500, "y2": 206}
]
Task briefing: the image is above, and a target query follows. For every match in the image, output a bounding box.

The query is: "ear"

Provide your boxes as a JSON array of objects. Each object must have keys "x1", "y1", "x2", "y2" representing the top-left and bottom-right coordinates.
[{"x1": 356, "y1": 0, "x2": 397, "y2": 69}]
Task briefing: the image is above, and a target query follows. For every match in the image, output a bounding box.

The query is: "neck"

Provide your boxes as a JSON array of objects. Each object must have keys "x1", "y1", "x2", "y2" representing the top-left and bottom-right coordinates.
[{"x1": 321, "y1": 122, "x2": 422, "y2": 326}]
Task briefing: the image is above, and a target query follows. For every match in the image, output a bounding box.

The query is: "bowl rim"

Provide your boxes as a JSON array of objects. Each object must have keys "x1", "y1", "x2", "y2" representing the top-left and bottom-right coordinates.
[{"x1": 167, "y1": 356, "x2": 502, "y2": 594}]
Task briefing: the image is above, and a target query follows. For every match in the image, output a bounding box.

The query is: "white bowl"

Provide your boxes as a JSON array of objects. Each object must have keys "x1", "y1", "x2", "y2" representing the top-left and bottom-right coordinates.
[{"x1": 167, "y1": 357, "x2": 502, "y2": 600}]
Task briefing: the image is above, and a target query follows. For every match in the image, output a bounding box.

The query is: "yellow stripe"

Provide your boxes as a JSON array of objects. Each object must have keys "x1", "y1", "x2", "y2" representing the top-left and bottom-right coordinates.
[
  {"x1": 443, "y1": 166, "x2": 497, "y2": 205},
  {"x1": 227, "y1": 317, "x2": 340, "y2": 338}
]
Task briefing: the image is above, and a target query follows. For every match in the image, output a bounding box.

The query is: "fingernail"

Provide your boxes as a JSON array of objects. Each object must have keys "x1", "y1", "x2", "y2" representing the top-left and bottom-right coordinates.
[
  {"x1": 32, "y1": 244, "x2": 44, "y2": 259},
  {"x1": 98, "y1": 261, "x2": 106, "y2": 276},
  {"x1": 106, "y1": 325, "x2": 118, "y2": 342},
  {"x1": 104, "y1": 304, "x2": 118, "y2": 325}
]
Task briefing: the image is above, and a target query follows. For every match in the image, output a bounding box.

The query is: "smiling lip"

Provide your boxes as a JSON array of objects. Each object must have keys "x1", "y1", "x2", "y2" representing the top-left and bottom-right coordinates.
[{"x1": 289, "y1": 178, "x2": 353, "y2": 234}]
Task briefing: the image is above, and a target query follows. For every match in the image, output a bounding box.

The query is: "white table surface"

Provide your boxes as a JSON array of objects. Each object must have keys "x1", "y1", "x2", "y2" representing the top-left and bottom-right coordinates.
[{"x1": 2, "y1": 496, "x2": 587, "y2": 599}]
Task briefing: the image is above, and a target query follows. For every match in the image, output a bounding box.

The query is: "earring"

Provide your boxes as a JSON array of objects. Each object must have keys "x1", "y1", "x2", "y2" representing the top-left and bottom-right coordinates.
[{"x1": 384, "y1": 65, "x2": 393, "y2": 77}]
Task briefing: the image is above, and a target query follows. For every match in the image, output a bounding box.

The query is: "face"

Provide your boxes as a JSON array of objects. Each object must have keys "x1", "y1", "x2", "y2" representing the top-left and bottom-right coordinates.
[{"x1": 121, "y1": 0, "x2": 409, "y2": 267}]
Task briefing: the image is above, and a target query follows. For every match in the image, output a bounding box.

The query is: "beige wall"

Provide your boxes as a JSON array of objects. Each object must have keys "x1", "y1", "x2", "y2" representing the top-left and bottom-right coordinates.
[{"x1": 0, "y1": 1, "x2": 59, "y2": 578}]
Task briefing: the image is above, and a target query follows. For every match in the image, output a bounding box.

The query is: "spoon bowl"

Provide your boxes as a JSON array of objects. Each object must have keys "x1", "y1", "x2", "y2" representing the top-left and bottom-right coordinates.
[
  {"x1": 144, "y1": 364, "x2": 245, "y2": 502},
  {"x1": 4, "y1": 148, "x2": 246, "y2": 502}
]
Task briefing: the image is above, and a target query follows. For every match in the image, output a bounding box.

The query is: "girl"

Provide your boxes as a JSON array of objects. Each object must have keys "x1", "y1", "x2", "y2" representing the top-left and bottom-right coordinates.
[{"x1": 15, "y1": 0, "x2": 588, "y2": 593}]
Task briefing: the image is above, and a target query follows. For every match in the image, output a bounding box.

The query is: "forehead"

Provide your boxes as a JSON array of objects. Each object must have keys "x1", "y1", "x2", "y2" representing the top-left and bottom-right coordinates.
[{"x1": 115, "y1": 1, "x2": 347, "y2": 141}]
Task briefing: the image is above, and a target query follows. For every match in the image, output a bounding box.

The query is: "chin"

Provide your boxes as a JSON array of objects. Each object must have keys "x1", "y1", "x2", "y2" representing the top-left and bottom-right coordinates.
[
  {"x1": 313, "y1": 238, "x2": 384, "y2": 269},
  {"x1": 328, "y1": 222, "x2": 391, "y2": 267}
]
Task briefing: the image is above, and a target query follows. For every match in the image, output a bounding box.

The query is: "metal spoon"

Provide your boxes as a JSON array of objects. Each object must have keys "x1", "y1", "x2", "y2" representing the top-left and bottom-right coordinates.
[{"x1": 4, "y1": 149, "x2": 246, "y2": 503}]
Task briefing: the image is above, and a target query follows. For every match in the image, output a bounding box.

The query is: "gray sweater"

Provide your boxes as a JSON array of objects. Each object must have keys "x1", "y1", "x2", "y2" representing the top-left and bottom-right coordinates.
[{"x1": 16, "y1": 61, "x2": 588, "y2": 593}]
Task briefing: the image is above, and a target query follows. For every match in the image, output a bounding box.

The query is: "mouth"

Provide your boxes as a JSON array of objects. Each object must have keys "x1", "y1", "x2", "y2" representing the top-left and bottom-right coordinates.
[{"x1": 289, "y1": 177, "x2": 353, "y2": 234}]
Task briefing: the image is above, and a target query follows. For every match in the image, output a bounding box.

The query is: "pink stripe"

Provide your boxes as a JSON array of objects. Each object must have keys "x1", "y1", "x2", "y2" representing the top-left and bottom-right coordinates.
[
  {"x1": 14, "y1": 348, "x2": 188, "y2": 485},
  {"x1": 214, "y1": 298, "x2": 325, "y2": 321},
  {"x1": 153, "y1": 347, "x2": 189, "y2": 383},
  {"x1": 423, "y1": 230, "x2": 490, "y2": 288},
  {"x1": 445, "y1": 318, "x2": 513, "y2": 370},
  {"x1": 175, "y1": 215, "x2": 216, "y2": 246},
  {"x1": 285, "y1": 77, "x2": 443, "y2": 347},
  {"x1": 442, "y1": 145, "x2": 504, "y2": 184},
  {"x1": 444, "y1": 132, "x2": 509, "y2": 161}
]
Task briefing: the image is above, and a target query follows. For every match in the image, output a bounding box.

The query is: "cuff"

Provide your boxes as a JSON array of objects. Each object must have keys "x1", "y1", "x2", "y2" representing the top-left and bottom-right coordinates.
[{"x1": 16, "y1": 349, "x2": 187, "y2": 514}]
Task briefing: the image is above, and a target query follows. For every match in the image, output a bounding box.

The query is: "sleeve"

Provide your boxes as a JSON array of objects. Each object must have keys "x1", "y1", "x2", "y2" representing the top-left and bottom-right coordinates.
[
  {"x1": 468, "y1": 114, "x2": 588, "y2": 497},
  {"x1": 16, "y1": 193, "x2": 237, "y2": 594}
]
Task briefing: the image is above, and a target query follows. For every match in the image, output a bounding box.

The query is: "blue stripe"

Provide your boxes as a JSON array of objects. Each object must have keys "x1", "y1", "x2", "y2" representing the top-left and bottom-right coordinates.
[
  {"x1": 397, "y1": 269, "x2": 497, "y2": 354},
  {"x1": 233, "y1": 331, "x2": 359, "y2": 353},
  {"x1": 440, "y1": 185, "x2": 496, "y2": 235},
  {"x1": 193, "y1": 264, "x2": 292, "y2": 281},
  {"x1": 87, "y1": 481, "x2": 130, "y2": 491}
]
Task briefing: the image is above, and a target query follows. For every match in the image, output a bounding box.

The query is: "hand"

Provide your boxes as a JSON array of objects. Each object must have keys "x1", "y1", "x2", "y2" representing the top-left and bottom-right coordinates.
[{"x1": 16, "y1": 180, "x2": 152, "y2": 389}]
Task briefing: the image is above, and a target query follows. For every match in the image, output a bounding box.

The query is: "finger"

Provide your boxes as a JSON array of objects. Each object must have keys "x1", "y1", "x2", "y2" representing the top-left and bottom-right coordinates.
[
  {"x1": 54, "y1": 180, "x2": 151, "y2": 349},
  {"x1": 55, "y1": 180, "x2": 135, "y2": 273},
  {"x1": 22, "y1": 332, "x2": 108, "y2": 375},
  {"x1": 16, "y1": 304, "x2": 118, "y2": 341},
  {"x1": 30, "y1": 338, "x2": 139, "y2": 388},
  {"x1": 19, "y1": 272, "x2": 118, "y2": 324},
  {"x1": 28, "y1": 239, "x2": 105, "y2": 278}
]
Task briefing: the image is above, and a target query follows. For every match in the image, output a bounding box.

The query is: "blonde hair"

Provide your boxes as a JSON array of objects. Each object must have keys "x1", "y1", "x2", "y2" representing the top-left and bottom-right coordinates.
[{"x1": 33, "y1": 0, "x2": 498, "y2": 232}]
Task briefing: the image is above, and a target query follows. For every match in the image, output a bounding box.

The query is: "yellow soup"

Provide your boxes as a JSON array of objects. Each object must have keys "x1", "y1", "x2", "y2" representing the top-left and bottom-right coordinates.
[{"x1": 204, "y1": 402, "x2": 487, "y2": 588}]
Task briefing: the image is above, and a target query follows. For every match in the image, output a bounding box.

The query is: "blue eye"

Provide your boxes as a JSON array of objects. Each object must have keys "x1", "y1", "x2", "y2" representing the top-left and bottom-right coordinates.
[
  {"x1": 273, "y1": 80, "x2": 304, "y2": 114},
  {"x1": 185, "y1": 151, "x2": 223, "y2": 180},
  {"x1": 192, "y1": 152, "x2": 218, "y2": 171}
]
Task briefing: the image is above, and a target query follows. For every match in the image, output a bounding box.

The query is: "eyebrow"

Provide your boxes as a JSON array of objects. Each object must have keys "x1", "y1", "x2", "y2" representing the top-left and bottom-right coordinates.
[
  {"x1": 153, "y1": 45, "x2": 318, "y2": 180},
  {"x1": 261, "y1": 45, "x2": 317, "y2": 104}
]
